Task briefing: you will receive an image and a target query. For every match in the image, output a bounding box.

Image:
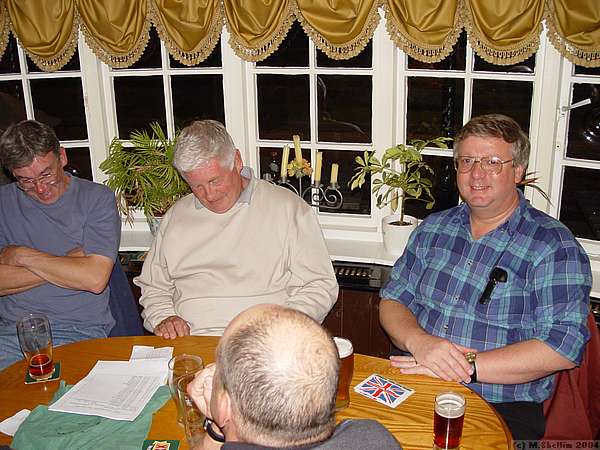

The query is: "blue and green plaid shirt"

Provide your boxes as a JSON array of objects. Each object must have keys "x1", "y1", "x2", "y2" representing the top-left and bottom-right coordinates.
[{"x1": 381, "y1": 192, "x2": 592, "y2": 403}]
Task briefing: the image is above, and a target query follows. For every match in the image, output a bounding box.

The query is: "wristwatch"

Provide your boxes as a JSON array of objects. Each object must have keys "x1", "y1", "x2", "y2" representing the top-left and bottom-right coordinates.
[
  {"x1": 203, "y1": 418, "x2": 225, "y2": 443},
  {"x1": 465, "y1": 352, "x2": 478, "y2": 383}
]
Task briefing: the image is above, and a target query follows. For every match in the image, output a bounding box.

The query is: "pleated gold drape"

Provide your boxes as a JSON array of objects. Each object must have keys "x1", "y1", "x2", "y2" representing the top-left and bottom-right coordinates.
[{"x1": 0, "y1": 0, "x2": 598, "y2": 71}]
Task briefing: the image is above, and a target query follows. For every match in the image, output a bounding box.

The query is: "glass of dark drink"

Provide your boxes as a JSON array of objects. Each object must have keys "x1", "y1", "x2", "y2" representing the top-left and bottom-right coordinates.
[
  {"x1": 16, "y1": 313, "x2": 54, "y2": 381},
  {"x1": 433, "y1": 391, "x2": 466, "y2": 450},
  {"x1": 333, "y1": 337, "x2": 354, "y2": 410}
]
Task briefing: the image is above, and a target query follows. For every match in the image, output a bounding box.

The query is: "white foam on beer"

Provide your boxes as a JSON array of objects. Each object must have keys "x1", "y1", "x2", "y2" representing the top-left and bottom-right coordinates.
[
  {"x1": 333, "y1": 337, "x2": 353, "y2": 358},
  {"x1": 435, "y1": 393, "x2": 465, "y2": 419}
]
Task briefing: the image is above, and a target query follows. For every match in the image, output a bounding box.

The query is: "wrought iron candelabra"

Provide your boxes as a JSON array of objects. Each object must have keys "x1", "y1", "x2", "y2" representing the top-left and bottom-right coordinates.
[{"x1": 263, "y1": 174, "x2": 343, "y2": 211}]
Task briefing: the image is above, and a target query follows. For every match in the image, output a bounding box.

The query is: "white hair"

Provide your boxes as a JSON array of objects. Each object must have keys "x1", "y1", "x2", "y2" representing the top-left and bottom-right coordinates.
[{"x1": 173, "y1": 120, "x2": 236, "y2": 172}]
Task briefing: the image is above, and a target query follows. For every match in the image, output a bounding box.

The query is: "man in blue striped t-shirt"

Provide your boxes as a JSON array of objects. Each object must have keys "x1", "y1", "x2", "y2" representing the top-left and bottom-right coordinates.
[{"x1": 380, "y1": 114, "x2": 591, "y2": 441}]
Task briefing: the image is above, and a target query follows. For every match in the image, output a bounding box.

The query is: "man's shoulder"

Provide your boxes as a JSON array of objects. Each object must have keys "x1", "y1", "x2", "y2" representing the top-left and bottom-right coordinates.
[
  {"x1": 519, "y1": 202, "x2": 583, "y2": 250},
  {"x1": 253, "y1": 180, "x2": 312, "y2": 213},
  {"x1": 320, "y1": 419, "x2": 401, "y2": 449}
]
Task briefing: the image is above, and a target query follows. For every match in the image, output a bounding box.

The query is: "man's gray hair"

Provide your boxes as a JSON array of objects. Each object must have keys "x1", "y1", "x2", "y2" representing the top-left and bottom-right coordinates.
[
  {"x1": 454, "y1": 114, "x2": 530, "y2": 171},
  {"x1": 216, "y1": 307, "x2": 339, "y2": 447},
  {"x1": 173, "y1": 120, "x2": 236, "y2": 173},
  {"x1": 0, "y1": 120, "x2": 60, "y2": 170}
]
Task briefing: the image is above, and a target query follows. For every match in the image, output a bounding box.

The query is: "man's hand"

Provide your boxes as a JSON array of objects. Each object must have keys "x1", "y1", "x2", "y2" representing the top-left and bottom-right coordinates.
[
  {"x1": 154, "y1": 315, "x2": 190, "y2": 339},
  {"x1": 188, "y1": 363, "x2": 216, "y2": 418},
  {"x1": 405, "y1": 334, "x2": 476, "y2": 383},
  {"x1": 0, "y1": 245, "x2": 24, "y2": 266}
]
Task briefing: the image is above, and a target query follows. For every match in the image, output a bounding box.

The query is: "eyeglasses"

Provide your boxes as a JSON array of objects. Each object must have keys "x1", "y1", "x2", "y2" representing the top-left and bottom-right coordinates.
[
  {"x1": 15, "y1": 169, "x2": 58, "y2": 191},
  {"x1": 453, "y1": 156, "x2": 514, "y2": 175}
]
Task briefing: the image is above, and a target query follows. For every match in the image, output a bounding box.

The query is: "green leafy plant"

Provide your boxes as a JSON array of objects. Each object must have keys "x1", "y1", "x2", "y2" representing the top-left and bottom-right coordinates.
[
  {"x1": 99, "y1": 122, "x2": 190, "y2": 223},
  {"x1": 349, "y1": 137, "x2": 452, "y2": 224}
]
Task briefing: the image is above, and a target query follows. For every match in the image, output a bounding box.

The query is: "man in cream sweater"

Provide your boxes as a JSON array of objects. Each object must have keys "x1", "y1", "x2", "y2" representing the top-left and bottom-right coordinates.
[{"x1": 135, "y1": 120, "x2": 338, "y2": 338}]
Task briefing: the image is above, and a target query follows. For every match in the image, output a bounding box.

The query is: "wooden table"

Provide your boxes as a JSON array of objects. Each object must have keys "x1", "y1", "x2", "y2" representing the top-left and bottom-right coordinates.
[{"x1": 0, "y1": 336, "x2": 512, "y2": 449}]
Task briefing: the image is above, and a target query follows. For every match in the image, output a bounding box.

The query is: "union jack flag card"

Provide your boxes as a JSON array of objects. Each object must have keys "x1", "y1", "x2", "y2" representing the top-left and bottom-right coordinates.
[{"x1": 354, "y1": 374, "x2": 414, "y2": 408}]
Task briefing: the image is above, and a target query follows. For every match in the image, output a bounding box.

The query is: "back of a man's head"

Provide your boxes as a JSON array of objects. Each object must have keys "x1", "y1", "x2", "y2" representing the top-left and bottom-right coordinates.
[
  {"x1": 216, "y1": 305, "x2": 339, "y2": 447},
  {"x1": 0, "y1": 120, "x2": 60, "y2": 170}
]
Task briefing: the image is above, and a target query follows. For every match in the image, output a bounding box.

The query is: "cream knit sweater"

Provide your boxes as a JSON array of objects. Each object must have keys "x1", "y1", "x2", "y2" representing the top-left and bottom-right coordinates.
[{"x1": 135, "y1": 177, "x2": 338, "y2": 335}]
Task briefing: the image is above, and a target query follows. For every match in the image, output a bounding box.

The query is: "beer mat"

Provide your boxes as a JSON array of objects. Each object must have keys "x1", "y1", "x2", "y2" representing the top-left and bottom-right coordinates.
[
  {"x1": 142, "y1": 440, "x2": 179, "y2": 450},
  {"x1": 354, "y1": 373, "x2": 414, "y2": 408},
  {"x1": 24, "y1": 361, "x2": 61, "y2": 384}
]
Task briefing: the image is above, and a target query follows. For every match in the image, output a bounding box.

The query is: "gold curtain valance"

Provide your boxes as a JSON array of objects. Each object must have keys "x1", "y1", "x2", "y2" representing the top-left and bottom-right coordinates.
[{"x1": 0, "y1": 0, "x2": 598, "y2": 71}]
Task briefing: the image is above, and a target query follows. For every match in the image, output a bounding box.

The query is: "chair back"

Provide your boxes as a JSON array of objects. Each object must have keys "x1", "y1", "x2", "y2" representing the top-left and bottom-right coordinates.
[
  {"x1": 108, "y1": 262, "x2": 145, "y2": 337},
  {"x1": 542, "y1": 313, "x2": 600, "y2": 439}
]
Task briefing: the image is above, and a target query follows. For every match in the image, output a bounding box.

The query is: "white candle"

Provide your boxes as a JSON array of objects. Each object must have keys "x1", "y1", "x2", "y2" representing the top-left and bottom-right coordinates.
[
  {"x1": 330, "y1": 163, "x2": 339, "y2": 185},
  {"x1": 293, "y1": 135, "x2": 303, "y2": 162},
  {"x1": 315, "y1": 152, "x2": 323, "y2": 184},
  {"x1": 280, "y1": 145, "x2": 289, "y2": 178}
]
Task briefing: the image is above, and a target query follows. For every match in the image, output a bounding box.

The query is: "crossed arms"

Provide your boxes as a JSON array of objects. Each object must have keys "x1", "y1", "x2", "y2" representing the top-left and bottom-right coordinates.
[{"x1": 0, "y1": 245, "x2": 113, "y2": 296}]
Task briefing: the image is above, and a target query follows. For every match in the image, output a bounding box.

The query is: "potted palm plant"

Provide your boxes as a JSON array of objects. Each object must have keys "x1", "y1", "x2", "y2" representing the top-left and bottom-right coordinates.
[
  {"x1": 350, "y1": 137, "x2": 452, "y2": 255},
  {"x1": 99, "y1": 122, "x2": 190, "y2": 234}
]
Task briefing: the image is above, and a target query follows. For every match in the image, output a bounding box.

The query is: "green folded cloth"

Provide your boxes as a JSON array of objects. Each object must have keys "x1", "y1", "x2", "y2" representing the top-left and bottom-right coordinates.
[{"x1": 11, "y1": 381, "x2": 170, "y2": 450}]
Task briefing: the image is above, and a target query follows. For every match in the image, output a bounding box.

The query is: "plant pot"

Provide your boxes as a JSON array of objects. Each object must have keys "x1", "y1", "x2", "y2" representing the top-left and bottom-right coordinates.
[
  {"x1": 382, "y1": 214, "x2": 418, "y2": 257},
  {"x1": 146, "y1": 216, "x2": 163, "y2": 236}
]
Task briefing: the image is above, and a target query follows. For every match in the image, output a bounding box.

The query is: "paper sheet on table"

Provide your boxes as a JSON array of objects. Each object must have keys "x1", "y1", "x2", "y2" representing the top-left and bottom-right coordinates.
[
  {"x1": 0, "y1": 409, "x2": 30, "y2": 436},
  {"x1": 129, "y1": 345, "x2": 173, "y2": 361},
  {"x1": 48, "y1": 360, "x2": 168, "y2": 421}
]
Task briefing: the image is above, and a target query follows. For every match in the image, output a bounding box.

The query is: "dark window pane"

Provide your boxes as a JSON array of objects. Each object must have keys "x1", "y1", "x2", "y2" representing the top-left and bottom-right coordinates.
[
  {"x1": 258, "y1": 147, "x2": 285, "y2": 181},
  {"x1": 64, "y1": 147, "x2": 92, "y2": 181},
  {"x1": 27, "y1": 49, "x2": 81, "y2": 73},
  {"x1": 321, "y1": 149, "x2": 370, "y2": 215},
  {"x1": 574, "y1": 65, "x2": 600, "y2": 76},
  {"x1": 318, "y1": 75, "x2": 371, "y2": 143},
  {"x1": 169, "y1": 40, "x2": 222, "y2": 68},
  {"x1": 0, "y1": 80, "x2": 26, "y2": 131},
  {"x1": 317, "y1": 42, "x2": 372, "y2": 68},
  {"x1": 172, "y1": 74, "x2": 224, "y2": 129},
  {"x1": 559, "y1": 166, "x2": 600, "y2": 240},
  {"x1": 471, "y1": 79, "x2": 532, "y2": 133},
  {"x1": 30, "y1": 78, "x2": 87, "y2": 140},
  {"x1": 407, "y1": 32, "x2": 466, "y2": 71},
  {"x1": 257, "y1": 21, "x2": 308, "y2": 67},
  {"x1": 0, "y1": 35, "x2": 20, "y2": 74},
  {"x1": 257, "y1": 74, "x2": 309, "y2": 140},
  {"x1": 407, "y1": 77, "x2": 464, "y2": 141},
  {"x1": 115, "y1": 27, "x2": 162, "y2": 70},
  {"x1": 566, "y1": 83, "x2": 600, "y2": 161},
  {"x1": 114, "y1": 76, "x2": 166, "y2": 138},
  {"x1": 403, "y1": 155, "x2": 458, "y2": 220},
  {"x1": 473, "y1": 54, "x2": 535, "y2": 74}
]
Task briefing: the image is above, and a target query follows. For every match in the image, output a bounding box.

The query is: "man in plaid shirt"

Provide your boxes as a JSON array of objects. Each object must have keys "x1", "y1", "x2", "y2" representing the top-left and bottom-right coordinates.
[{"x1": 380, "y1": 114, "x2": 592, "y2": 441}]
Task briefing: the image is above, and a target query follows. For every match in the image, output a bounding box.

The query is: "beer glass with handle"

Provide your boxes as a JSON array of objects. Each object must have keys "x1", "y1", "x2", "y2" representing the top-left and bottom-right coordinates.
[
  {"x1": 168, "y1": 354, "x2": 204, "y2": 424},
  {"x1": 17, "y1": 313, "x2": 54, "y2": 381},
  {"x1": 433, "y1": 391, "x2": 466, "y2": 450},
  {"x1": 333, "y1": 337, "x2": 354, "y2": 410}
]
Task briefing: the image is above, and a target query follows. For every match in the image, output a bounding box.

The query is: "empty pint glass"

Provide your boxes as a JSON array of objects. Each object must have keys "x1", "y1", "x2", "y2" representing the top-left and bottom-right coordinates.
[
  {"x1": 333, "y1": 337, "x2": 354, "y2": 410},
  {"x1": 16, "y1": 313, "x2": 54, "y2": 381},
  {"x1": 433, "y1": 391, "x2": 466, "y2": 450}
]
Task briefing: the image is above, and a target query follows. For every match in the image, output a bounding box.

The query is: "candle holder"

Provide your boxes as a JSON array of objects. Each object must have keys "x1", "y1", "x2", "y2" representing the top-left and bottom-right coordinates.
[
  {"x1": 275, "y1": 175, "x2": 300, "y2": 196},
  {"x1": 301, "y1": 182, "x2": 343, "y2": 210}
]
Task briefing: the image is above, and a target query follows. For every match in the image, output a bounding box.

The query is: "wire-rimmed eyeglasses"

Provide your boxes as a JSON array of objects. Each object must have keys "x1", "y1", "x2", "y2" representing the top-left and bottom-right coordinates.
[
  {"x1": 15, "y1": 171, "x2": 58, "y2": 191},
  {"x1": 453, "y1": 156, "x2": 514, "y2": 175}
]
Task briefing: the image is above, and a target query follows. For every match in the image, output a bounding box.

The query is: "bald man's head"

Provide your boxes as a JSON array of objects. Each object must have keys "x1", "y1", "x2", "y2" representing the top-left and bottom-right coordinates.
[{"x1": 214, "y1": 305, "x2": 339, "y2": 447}]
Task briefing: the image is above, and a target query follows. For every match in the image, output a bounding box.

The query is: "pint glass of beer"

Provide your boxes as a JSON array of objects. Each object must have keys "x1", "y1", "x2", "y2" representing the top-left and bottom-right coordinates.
[
  {"x1": 333, "y1": 337, "x2": 354, "y2": 410},
  {"x1": 16, "y1": 313, "x2": 54, "y2": 381},
  {"x1": 168, "y1": 354, "x2": 204, "y2": 424},
  {"x1": 433, "y1": 391, "x2": 466, "y2": 450}
]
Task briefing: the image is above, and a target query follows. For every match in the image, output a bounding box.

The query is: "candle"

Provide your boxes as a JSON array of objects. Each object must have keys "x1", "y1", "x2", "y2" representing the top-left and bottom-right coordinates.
[
  {"x1": 280, "y1": 145, "x2": 289, "y2": 179},
  {"x1": 315, "y1": 152, "x2": 323, "y2": 184},
  {"x1": 330, "y1": 163, "x2": 339, "y2": 185},
  {"x1": 293, "y1": 135, "x2": 303, "y2": 162}
]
